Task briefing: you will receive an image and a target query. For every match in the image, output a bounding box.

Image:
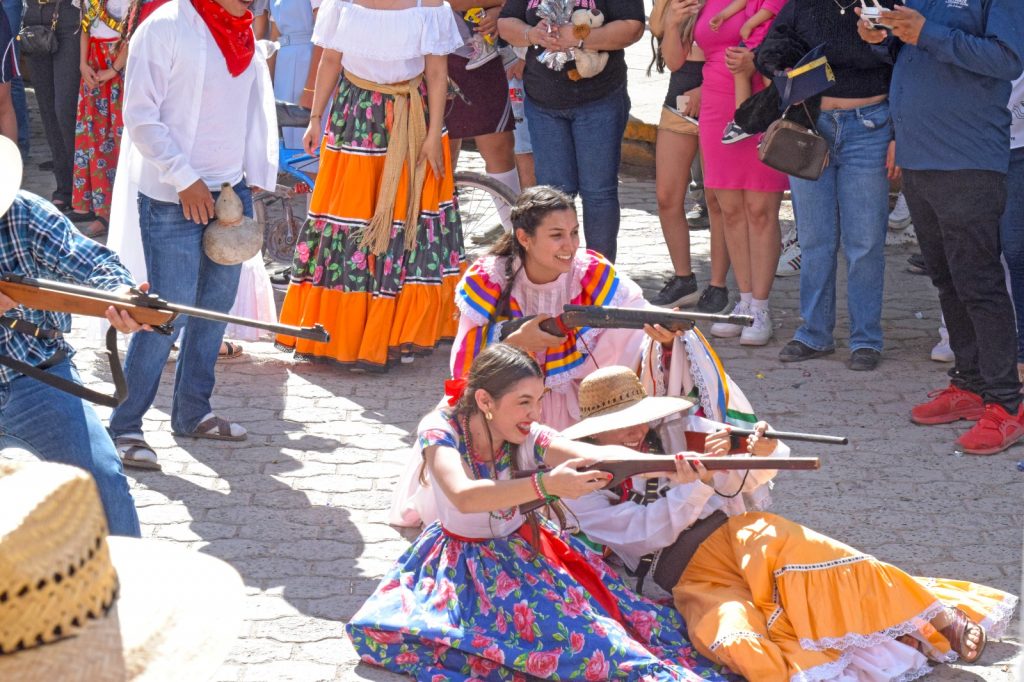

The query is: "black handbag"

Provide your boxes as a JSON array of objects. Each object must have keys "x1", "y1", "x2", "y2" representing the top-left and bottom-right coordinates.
[
  {"x1": 758, "y1": 103, "x2": 830, "y2": 181},
  {"x1": 18, "y1": 2, "x2": 61, "y2": 56}
]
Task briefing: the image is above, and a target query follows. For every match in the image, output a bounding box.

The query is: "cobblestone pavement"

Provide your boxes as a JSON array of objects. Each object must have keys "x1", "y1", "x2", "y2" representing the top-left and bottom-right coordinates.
[{"x1": 15, "y1": 71, "x2": 1023, "y2": 681}]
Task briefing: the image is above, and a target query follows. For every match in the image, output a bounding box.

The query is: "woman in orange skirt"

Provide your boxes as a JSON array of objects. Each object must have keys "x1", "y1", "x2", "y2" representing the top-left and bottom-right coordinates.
[
  {"x1": 275, "y1": 0, "x2": 464, "y2": 371},
  {"x1": 563, "y1": 366, "x2": 1018, "y2": 682}
]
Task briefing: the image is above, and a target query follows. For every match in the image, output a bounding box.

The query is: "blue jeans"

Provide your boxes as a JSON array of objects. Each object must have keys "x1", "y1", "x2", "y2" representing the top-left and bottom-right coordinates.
[
  {"x1": 525, "y1": 85, "x2": 630, "y2": 262},
  {"x1": 109, "y1": 183, "x2": 248, "y2": 437},
  {"x1": 0, "y1": 358, "x2": 141, "y2": 536},
  {"x1": 1000, "y1": 148, "x2": 1024, "y2": 363},
  {"x1": 2, "y1": 0, "x2": 29, "y2": 156},
  {"x1": 789, "y1": 101, "x2": 891, "y2": 353}
]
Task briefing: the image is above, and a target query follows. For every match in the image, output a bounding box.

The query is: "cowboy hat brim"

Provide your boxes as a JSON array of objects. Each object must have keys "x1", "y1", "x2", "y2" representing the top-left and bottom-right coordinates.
[
  {"x1": 0, "y1": 136, "x2": 23, "y2": 218},
  {"x1": 0, "y1": 538, "x2": 243, "y2": 681},
  {"x1": 560, "y1": 394, "x2": 695, "y2": 441}
]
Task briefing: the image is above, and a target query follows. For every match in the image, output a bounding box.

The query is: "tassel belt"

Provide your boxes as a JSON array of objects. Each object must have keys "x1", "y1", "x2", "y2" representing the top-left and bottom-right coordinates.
[{"x1": 343, "y1": 71, "x2": 426, "y2": 255}]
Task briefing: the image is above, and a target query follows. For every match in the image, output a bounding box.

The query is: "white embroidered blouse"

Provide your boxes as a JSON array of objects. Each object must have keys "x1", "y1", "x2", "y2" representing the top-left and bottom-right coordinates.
[{"x1": 311, "y1": 0, "x2": 463, "y2": 83}]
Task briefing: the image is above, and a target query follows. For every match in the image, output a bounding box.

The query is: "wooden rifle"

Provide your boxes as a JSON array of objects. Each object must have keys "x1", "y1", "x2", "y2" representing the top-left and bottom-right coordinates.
[
  {"x1": 515, "y1": 455, "x2": 820, "y2": 514},
  {"x1": 0, "y1": 274, "x2": 330, "y2": 407},
  {"x1": 497, "y1": 304, "x2": 754, "y2": 341}
]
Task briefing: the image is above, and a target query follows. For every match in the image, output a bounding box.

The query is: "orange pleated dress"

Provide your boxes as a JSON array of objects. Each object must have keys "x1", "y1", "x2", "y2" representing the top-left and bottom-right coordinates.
[
  {"x1": 276, "y1": 75, "x2": 464, "y2": 371},
  {"x1": 673, "y1": 512, "x2": 1017, "y2": 682}
]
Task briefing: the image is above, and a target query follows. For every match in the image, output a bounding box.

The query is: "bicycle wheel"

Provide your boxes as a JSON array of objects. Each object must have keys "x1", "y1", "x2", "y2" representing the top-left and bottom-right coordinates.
[{"x1": 453, "y1": 171, "x2": 517, "y2": 260}]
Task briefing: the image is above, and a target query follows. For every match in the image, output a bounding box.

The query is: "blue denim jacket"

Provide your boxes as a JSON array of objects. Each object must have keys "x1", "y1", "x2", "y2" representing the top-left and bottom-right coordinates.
[{"x1": 889, "y1": 0, "x2": 1024, "y2": 172}]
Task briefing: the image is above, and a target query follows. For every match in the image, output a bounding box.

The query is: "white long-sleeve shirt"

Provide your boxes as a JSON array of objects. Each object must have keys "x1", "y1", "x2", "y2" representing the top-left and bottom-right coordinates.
[
  {"x1": 562, "y1": 415, "x2": 789, "y2": 571},
  {"x1": 119, "y1": 0, "x2": 278, "y2": 201}
]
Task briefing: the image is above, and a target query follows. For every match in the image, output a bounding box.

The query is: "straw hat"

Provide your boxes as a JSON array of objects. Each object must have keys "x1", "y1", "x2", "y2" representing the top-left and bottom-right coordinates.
[
  {"x1": 0, "y1": 461, "x2": 243, "y2": 681},
  {"x1": 560, "y1": 366, "x2": 695, "y2": 441},
  {"x1": 0, "y1": 135, "x2": 22, "y2": 217}
]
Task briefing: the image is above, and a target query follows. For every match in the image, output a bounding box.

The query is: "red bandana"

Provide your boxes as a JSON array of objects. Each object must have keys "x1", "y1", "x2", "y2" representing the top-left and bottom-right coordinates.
[{"x1": 191, "y1": 0, "x2": 255, "y2": 77}]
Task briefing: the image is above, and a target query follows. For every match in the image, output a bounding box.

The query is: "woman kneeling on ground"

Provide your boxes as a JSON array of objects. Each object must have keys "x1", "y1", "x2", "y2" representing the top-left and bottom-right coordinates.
[
  {"x1": 347, "y1": 344, "x2": 729, "y2": 680},
  {"x1": 561, "y1": 366, "x2": 1018, "y2": 682}
]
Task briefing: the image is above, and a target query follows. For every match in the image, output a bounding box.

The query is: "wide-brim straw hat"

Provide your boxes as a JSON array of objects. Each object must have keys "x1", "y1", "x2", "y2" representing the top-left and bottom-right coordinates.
[
  {"x1": 0, "y1": 461, "x2": 243, "y2": 681},
  {"x1": 0, "y1": 135, "x2": 22, "y2": 217},
  {"x1": 560, "y1": 365, "x2": 695, "y2": 441}
]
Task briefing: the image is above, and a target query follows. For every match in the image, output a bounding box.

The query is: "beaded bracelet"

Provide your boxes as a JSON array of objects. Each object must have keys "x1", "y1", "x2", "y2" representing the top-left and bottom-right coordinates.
[
  {"x1": 530, "y1": 472, "x2": 546, "y2": 501},
  {"x1": 536, "y1": 471, "x2": 557, "y2": 502}
]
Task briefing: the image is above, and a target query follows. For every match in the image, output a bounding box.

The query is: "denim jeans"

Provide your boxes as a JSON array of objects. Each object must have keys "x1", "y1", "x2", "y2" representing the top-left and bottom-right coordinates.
[
  {"x1": 22, "y1": 0, "x2": 79, "y2": 203},
  {"x1": 789, "y1": 101, "x2": 891, "y2": 353},
  {"x1": 0, "y1": 358, "x2": 141, "y2": 536},
  {"x1": 903, "y1": 168, "x2": 1021, "y2": 410},
  {"x1": 525, "y1": 85, "x2": 630, "y2": 262},
  {"x1": 2, "y1": 0, "x2": 29, "y2": 156},
  {"x1": 109, "y1": 183, "x2": 248, "y2": 437},
  {"x1": 1000, "y1": 148, "x2": 1024, "y2": 363}
]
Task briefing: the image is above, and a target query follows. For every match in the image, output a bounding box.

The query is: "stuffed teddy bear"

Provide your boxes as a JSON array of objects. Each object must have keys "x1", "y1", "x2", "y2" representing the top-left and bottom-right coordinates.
[{"x1": 567, "y1": 8, "x2": 608, "y2": 81}]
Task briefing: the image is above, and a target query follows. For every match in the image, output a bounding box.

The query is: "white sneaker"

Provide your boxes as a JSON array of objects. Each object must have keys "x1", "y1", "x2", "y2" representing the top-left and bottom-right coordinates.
[
  {"x1": 888, "y1": 193, "x2": 913, "y2": 231},
  {"x1": 740, "y1": 308, "x2": 773, "y2": 346},
  {"x1": 711, "y1": 300, "x2": 749, "y2": 338},
  {"x1": 776, "y1": 239, "x2": 801, "y2": 277},
  {"x1": 931, "y1": 325, "x2": 953, "y2": 362}
]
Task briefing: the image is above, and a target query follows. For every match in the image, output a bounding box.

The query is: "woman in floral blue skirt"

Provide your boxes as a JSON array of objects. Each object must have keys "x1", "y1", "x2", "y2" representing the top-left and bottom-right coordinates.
[{"x1": 347, "y1": 344, "x2": 728, "y2": 680}]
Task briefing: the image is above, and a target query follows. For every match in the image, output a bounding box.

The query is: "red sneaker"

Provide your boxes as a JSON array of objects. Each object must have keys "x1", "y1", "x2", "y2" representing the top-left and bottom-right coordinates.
[
  {"x1": 956, "y1": 403, "x2": 1024, "y2": 455},
  {"x1": 910, "y1": 384, "x2": 984, "y2": 425}
]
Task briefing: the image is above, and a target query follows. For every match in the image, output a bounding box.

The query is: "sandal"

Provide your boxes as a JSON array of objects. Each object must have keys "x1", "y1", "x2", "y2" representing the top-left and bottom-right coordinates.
[
  {"x1": 80, "y1": 216, "x2": 109, "y2": 238},
  {"x1": 114, "y1": 435, "x2": 161, "y2": 471},
  {"x1": 218, "y1": 340, "x2": 244, "y2": 360},
  {"x1": 939, "y1": 607, "x2": 987, "y2": 664},
  {"x1": 177, "y1": 414, "x2": 247, "y2": 442}
]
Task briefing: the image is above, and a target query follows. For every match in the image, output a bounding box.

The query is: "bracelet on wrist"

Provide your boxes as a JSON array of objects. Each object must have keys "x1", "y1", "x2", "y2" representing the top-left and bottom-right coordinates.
[
  {"x1": 303, "y1": 87, "x2": 314, "y2": 93},
  {"x1": 530, "y1": 473, "x2": 546, "y2": 501},
  {"x1": 536, "y1": 471, "x2": 557, "y2": 502}
]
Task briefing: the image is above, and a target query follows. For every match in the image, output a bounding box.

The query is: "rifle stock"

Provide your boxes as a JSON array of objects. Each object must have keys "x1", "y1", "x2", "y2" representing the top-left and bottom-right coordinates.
[
  {"x1": 0, "y1": 274, "x2": 330, "y2": 342},
  {"x1": 515, "y1": 455, "x2": 820, "y2": 514},
  {"x1": 497, "y1": 305, "x2": 754, "y2": 341}
]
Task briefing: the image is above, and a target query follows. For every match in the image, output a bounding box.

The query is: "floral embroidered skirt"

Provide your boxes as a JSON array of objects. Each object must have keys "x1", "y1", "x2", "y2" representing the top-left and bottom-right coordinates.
[
  {"x1": 347, "y1": 522, "x2": 731, "y2": 681},
  {"x1": 674, "y1": 512, "x2": 1018, "y2": 682},
  {"x1": 275, "y1": 77, "x2": 464, "y2": 370},
  {"x1": 72, "y1": 36, "x2": 123, "y2": 219}
]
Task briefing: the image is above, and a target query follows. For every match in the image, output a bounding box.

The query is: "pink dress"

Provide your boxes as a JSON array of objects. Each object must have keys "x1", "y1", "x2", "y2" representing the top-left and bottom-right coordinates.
[{"x1": 694, "y1": 0, "x2": 789, "y2": 192}]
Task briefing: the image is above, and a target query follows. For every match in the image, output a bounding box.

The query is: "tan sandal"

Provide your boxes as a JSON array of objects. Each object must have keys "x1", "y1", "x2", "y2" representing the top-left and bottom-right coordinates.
[
  {"x1": 218, "y1": 341, "x2": 244, "y2": 360},
  {"x1": 940, "y1": 607, "x2": 987, "y2": 664},
  {"x1": 114, "y1": 435, "x2": 161, "y2": 471}
]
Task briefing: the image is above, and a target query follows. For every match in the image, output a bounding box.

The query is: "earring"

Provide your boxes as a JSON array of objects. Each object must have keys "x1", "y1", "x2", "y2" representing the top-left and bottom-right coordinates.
[{"x1": 486, "y1": 411, "x2": 494, "y2": 421}]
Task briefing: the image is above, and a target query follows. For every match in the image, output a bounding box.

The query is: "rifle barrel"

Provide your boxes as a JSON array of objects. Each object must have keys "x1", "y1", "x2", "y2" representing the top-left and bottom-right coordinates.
[
  {"x1": 729, "y1": 428, "x2": 848, "y2": 445},
  {"x1": 160, "y1": 300, "x2": 329, "y2": 342},
  {"x1": 562, "y1": 304, "x2": 754, "y2": 330}
]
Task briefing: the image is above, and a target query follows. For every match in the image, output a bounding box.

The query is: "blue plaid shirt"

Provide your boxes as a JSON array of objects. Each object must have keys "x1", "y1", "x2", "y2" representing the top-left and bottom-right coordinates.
[{"x1": 0, "y1": 191, "x2": 135, "y2": 387}]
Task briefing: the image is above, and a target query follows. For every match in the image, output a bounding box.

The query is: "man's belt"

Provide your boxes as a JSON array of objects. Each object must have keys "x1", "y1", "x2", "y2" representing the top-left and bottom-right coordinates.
[{"x1": 652, "y1": 510, "x2": 729, "y2": 593}]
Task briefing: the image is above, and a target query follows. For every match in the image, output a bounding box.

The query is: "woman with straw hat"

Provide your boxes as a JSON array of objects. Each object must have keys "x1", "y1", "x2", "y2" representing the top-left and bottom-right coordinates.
[
  {"x1": 348, "y1": 343, "x2": 729, "y2": 681},
  {"x1": 561, "y1": 365, "x2": 1018, "y2": 682},
  {"x1": 0, "y1": 460, "x2": 243, "y2": 680}
]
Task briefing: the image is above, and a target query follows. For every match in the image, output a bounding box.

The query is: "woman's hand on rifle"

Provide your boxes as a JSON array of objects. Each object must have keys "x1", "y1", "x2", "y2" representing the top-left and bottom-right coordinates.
[
  {"x1": 643, "y1": 322, "x2": 682, "y2": 346},
  {"x1": 108, "y1": 283, "x2": 155, "y2": 334},
  {"x1": 746, "y1": 421, "x2": 777, "y2": 456},
  {"x1": 704, "y1": 429, "x2": 732, "y2": 456},
  {"x1": 505, "y1": 314, "x2": 566, "y2": 353},
  {"x1": 664, "y1": 453, "x2": 713, "y2": 485},
  {"x1": 543, "y1": 457, "x2": 612, "y2": 499}
]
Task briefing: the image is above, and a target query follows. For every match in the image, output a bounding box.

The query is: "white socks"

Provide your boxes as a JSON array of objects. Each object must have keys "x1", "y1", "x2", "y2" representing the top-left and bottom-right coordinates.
[
  {"x1": 750, "y1": 297, "x2": 769, "y2": 312},
  {"x1": 488, "y1": 168, "x2": 521, "y2": 229},
  {"x1": 199, "y1": 412, "x2": 247, "y2": 437},
  {"x1": 739, "y1": 292, "x2": 753, "y2": 306}
]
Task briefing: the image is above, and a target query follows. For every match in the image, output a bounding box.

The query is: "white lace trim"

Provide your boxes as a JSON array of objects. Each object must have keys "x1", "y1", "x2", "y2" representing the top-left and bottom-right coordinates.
[
  {"x1": 798, "y1": 600, "x2": 949, "y2": 653},
  {"x1": 681, "y1": 335, "x2": 717, "y2": 421},
  {"x1": 708, "y1": 630, "x2": 764, "y2": 651},
  {"x1": 979, "y1": 593, "x2": 1019, "y2": 640},
  {"x1": 789, "y1": 652, "x2": 933, "y2": 682},
  {"x1": 773, "y1": 554, "x2": 871, "y2": 580},
  {"x1": 767, "y1": 606, "x2": 783, "y2": 630}
]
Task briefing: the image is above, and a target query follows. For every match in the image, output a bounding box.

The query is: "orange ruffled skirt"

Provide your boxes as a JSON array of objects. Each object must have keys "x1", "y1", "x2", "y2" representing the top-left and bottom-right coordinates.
[
  {"x1": 276, "y1": 77, "x2": 464, "y2": 371},
  {"x1": 674, "y1": 512, "x2": 1017, "y2": 682}
]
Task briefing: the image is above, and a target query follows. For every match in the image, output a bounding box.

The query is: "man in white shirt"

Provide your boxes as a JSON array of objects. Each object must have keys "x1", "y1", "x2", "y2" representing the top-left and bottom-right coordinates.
[{"x1": 108, "y1": 0, "x2": 277, "y2": 468}]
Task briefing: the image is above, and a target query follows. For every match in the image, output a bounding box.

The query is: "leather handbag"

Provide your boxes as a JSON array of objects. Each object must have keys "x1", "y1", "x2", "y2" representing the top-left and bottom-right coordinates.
[
  {"x1": 758, "y1": 103, "x2": 829, "y2": 181},
  {"x1": 18, "y1": 2, "x2": 61, "y2": 56}
]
